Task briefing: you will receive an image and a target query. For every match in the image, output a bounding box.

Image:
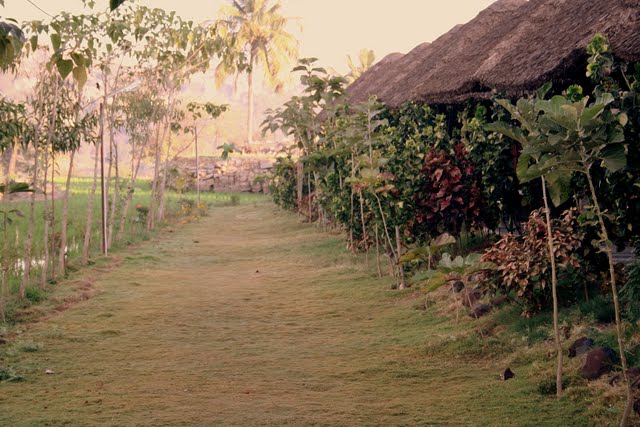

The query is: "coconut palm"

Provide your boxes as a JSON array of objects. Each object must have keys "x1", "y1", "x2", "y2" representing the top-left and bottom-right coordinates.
[
  {"x1": 345, "y1": 49, "x2": 375, "y2": 85},
  {"x1": 215, "y1": 0, "x2": 298, "y2": 144}
]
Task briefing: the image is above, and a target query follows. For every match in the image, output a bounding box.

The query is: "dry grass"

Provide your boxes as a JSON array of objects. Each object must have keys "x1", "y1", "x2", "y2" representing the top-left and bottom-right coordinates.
[{"x1": 0, "y1": 204, "x2": 592, "y2": 426}]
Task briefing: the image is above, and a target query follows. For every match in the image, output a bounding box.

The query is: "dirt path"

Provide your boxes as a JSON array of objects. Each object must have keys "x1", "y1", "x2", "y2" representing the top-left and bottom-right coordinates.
[{"x1": 1, "y1": 204, "x2": 587, "y2": 426}]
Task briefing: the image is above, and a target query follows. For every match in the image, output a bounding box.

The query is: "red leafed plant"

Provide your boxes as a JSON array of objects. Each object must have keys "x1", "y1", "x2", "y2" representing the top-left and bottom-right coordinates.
[
  {"x1": 478, "y1": 208, "x2": 583, "y2": 315},
  {"x1": 413, "y1": 143, "x2": 484, "y2": 239}
]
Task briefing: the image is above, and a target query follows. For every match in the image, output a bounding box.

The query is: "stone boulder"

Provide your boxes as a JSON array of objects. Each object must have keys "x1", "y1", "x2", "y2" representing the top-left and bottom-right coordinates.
[
  {"x1": 609, "y1": 367, "x2": 640, "y2": 388},
  {"x1": 450, "y1": 281, "x2": 465, "y2": 293},
  {"x1": 460, "y1": 288, "x2": 482, "y2": 308},
  {"x1": 580, "y1": 347, "x2": 618, "y2": 380},
  {"x1": 470, "y1": 303, "x2": 492, "y2": 319},
  {"x1": 568, "y1": 337, "x2": 595, "y2": 358},
  {"x1": 500, "y1": 368, "x2": 515, "y2": 381},
  {"x1": 490, "y1": 295, "x2": 509, "y2": 308}
]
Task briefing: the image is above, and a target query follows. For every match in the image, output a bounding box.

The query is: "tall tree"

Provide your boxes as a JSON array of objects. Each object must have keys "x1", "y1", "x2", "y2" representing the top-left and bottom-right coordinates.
[
  {"x1": 345, "y1": 48, "x2": 375, "y2": 85},
  {"x1": 215, "y1": 0, "x2": 298, "y2": 144}
]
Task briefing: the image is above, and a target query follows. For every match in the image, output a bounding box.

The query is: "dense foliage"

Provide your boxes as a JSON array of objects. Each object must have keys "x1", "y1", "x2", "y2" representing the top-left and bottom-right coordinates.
[{"x1": 479, "y1": 208, "x2": 583, "y2": 315}]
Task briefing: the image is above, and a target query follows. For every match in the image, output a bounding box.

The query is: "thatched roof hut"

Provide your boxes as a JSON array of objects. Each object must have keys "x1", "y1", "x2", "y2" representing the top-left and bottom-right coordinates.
[{"x1": 348, "y1": 0, "x2": 640, "y2": 107}]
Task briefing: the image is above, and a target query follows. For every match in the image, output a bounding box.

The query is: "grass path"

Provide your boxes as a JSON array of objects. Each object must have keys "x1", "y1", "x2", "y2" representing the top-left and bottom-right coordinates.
[{"x1": 1, "y1": 204, "x2": 588, "y2": 426}]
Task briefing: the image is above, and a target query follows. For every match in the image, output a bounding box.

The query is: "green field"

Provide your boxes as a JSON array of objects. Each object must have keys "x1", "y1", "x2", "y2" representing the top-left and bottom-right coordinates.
[{"x1": 1, "y1": 177, "x2": 268, "y2": 321}]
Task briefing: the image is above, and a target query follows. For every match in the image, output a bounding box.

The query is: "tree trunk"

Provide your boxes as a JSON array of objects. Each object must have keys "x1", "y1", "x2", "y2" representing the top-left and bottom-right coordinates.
[
  {"x1": 581, "y1": 155, "x2": 633, "y2": 426},
  {"x1": 395, "y1": 225, "x2": 406, "y2": 289},
  {"x1": 195, "y1": 127, "x2": 200, "y2": 205},
  {"x1": 21, "y1": 80, "x2": 49, "y2": 297},
  {"x1": 374, "y1": 193, "x2": 397, "y2": 270},
  {"x1": 107, "y1": 141, "x2": 119, "y2": 248},
  {"x1": 375, "y1": 226, "x2": 382, "y2": 277},
  {"x1": 541, "y1": 176, "x2": 563, "y2": 398},
  {"x1": 157, "y1": 122, "x2": 176, "y2": 223},
  {"x1": 147, "y1": 128, "x2": 163, "y2": 231},
  {"x1": 41, "y1": 144, "x2": 50, "y2": 288},
  {"x1": 358, "y1": 190, "x2": 368, "y2": 264},
  {"x1": 148, "y1": 99, "x2": 172, "y2": 230},
  {"x1": 247, "y1": 67, "x2": 254, "y2": 145},
  {"x1": 0, "y1": 217, "x2": 9, "y2": 321},
  {"x1": 82, "y1": 142, "x2": 100, "y2": 263},
  {"x1": 119, "y1": 129, "x2": 146, "y2": 242},
  {"x1": 50, "y1": 150, "x2": 56, "y2": 277},
  {"x1": 296, "y1": 160, "x2": 303, "y2": 210},
  {"x1": 57, "y1": 149, "x2": 76, "y2": 275},
  {"x1": 20, "y1": 143, "x2": 39, "y2": 298},
  {"x1": 106, "y1": 88, "x2": 120, "y2": 248},
  {"x1": 6, "y1": 143, "x2": 19, "y2": 181}
]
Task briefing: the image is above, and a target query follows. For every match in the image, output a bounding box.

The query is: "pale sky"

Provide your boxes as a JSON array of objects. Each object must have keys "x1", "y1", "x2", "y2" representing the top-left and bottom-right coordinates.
[{"x1": 3, "y1": 0, "x2": 496, "y2": 74}]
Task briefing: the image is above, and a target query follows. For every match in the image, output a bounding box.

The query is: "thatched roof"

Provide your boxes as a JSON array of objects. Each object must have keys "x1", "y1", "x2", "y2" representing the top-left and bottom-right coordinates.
[
  {"x1": 347, "y1": 51, "x2": 404, "y2": 104},
  {"x1": 347, "y1": 0, "x2": 640, "y2": 107}
]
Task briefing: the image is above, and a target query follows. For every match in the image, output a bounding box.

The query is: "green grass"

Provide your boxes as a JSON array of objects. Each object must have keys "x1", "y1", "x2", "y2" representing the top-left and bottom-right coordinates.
[
  {"x1": 1, "y1": 202, "x2": 635, "y2": 425},
  {"x1": 0, "y1": 203, "x2": 601, "y2": 426},
  {"x1": 1, "y1": 177, "x2": 268, "y2": 322}
]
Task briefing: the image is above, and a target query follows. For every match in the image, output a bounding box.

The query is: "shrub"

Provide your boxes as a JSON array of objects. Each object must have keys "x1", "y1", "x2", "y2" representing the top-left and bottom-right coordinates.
[
  {"x1": 478, "y1": 208, "x2": 583, "y2": 315},
  {"x1": 579, "y1": 294, "x2": 616, "y2": 323},
  {"x1": 25, "y1": 287, "x2": 46, "y2": 304},
  {"x1": 621, "y1": 259, "x2": 640, "y2": 322},
  {"x1": 269, "y1": 156, "x2": 298, "y2": 211},
  {"x1": 413, "y1": 143, "x2": 484, "y2": 239}
]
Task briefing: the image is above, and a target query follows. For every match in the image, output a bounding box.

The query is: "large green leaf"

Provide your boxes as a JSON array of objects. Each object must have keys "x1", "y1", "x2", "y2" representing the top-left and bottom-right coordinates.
[
  {"x1": 72, "y1": 65, "x2": 87, "y2": 90},
  {"x1": 485, "y1": 121, "x2": 528, "y2": 146},
  {"x1": 110, "y1": 0, "x2": 126, "y2": 11},
  {"x1": 545, "y1": 171, "x2": 572, "y2": 207},
  {"x1": 580, "y1": 103, "x2": 605, "y2": 127},
  {"x1": 600, "y1": 143, "x2": 627, "y2": 172},
  {"x1": 0, "y1": 182, "x2": 32, "y2": 195},
  {"x1": 56, "y1": 58, "x2": 74, "y2": 79},
  {"x1": 516, "y1": 155, "x2": 544, "y2": 183},
  {"x1": 50, "y1": 33, "x2": 61, "y2": 51}
]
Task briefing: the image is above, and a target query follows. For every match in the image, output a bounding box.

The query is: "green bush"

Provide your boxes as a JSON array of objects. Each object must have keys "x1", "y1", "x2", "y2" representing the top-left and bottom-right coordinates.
[
  {"x1": 579, "y1": 294, "x2": 616, "y2": 324},
  {"x1": 621, "y1": 259, "x2": 640, "y2": 322},
  {"x1": 269, "y1": 156, "x2": 298, "y2": 211},
  {"x1": 25, "y1": 287, "x2": 47, "y2": 304},
  {"x1": 477, "y1": 209, "x2": 583, "y2": 315}
]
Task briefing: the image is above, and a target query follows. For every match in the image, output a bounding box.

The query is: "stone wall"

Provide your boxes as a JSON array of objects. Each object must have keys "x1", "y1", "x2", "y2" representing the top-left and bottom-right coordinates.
[{"x1": 169, "y1": 156, "x2": 273, "y2": 193}]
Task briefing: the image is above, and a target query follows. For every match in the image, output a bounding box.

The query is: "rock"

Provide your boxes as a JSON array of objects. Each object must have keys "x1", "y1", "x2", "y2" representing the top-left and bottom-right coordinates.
[
  {"x1": 450, "y1": 281, "x2": 465, "y2": 293},
  {"x1": 460, "y1": 288, "x2": 481, "y2": 308},
  {"x1": 609, "y1": 367, "x2": 640, "y2": 388},
  {"x1": 500, "y1": 368, "x2": 515, "y2": 381},
  {"x1": 470, "y1": 303, "x2": 492, "y2": 319},
  {"x1": 45, "y1": 369, "x2": 55, "y2": 375},
  {"x1": 580, "y1": 347, "x2": 618, "y2": 380},
  {"x1": 490, "y1": 295, "x2": 509, "y2": 308},
  {"x1": 568, "y1": 337, "x2": 595, "y2": 358}
]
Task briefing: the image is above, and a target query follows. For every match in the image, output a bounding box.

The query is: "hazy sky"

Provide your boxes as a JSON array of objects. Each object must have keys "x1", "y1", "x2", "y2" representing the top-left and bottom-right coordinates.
[{"x1": 3, "y1": 0, "x2": 496, "y2": 73}]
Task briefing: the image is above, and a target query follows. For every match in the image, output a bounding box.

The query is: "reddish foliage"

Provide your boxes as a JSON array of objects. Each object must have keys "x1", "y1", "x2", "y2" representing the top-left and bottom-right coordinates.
[
  {"x1": 478, "y1": 208, "x2": 583, "y2": 315},
  {"x1": 413, "y1": 143, "x2": 484, "y2": 238}
]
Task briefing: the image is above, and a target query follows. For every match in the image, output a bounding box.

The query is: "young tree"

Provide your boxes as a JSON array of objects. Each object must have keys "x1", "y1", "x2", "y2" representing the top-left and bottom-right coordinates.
[
  {"x1": 488, "y1": 83, "x2": 569, "y2": 398},
  {"x1": 533, "y1": 92, "x2": 633, "y2": 426},
  {"x1": 184, "y1": 102, "x2": 228, "y2": 204}
]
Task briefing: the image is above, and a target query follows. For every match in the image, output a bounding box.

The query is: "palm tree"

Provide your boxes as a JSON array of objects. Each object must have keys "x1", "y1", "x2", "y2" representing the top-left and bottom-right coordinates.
[
  {"x1": 215, "y1": 0, "x2": 298, "y2": 144},
  {"x1": 345, "y1": 49, "x2": 375, "y2": 85}
]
